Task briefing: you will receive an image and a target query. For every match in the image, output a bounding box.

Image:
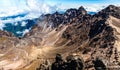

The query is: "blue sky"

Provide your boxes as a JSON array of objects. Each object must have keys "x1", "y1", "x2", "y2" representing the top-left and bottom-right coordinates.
[
  {"x1": 0, "y1": 0, "x2": 120, "y2": 8},
  {"x1": 44, "y1": 0, "x2": 120, "y2": 12},
  {"x1": 45, "y1": 0, "x2": 120, "y2": 5},
  {"x1": 0, "y1": 0, "x2": 120, "y2": 9}
]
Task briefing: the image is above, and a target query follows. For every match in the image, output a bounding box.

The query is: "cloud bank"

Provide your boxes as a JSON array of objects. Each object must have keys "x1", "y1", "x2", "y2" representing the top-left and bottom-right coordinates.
[
  {"x1": 0, "y1": 0, "x2": 59, "y2": 36},
  {"x1": 0, "y1": 0, "x2": 58, "y2": 18}
]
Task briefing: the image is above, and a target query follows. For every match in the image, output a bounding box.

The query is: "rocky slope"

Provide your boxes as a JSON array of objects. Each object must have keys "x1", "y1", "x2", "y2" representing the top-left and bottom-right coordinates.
[{"x1": 0, "y1": 5, "x2": 120, "y2": 70}]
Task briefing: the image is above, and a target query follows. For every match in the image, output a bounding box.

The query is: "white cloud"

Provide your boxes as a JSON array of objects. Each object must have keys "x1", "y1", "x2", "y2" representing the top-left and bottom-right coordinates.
[
  {"x1": 84, "y1": 4, "x2": 120, "y2": 12},
  {"x1": 14, "y1": 22, "x2": 18, "y2": 26},
  {"x1": 16, "y1": 31, "x2": 22, "y2": 34},
  {"x1": 84, "y1": 4, "x2": 106, "y2": 12},
  {"x1": 21, "y1": 21, "x2": 27, "y2": 27},
  {"x1": 0, "y1": 0, "x2": 59, "y2": 24},
  {"x1": 16, "y1": 29, "x2": 30, "y2": 36},
  {"x1": 0, "y1": 20, "x2": 5, "y2": 30},
  {"x1": 22, "y1": 29, "x2": 30, "y2": 36},
  {"x1": 0, "y1": 0, "x2": 58, "y2": 18}
]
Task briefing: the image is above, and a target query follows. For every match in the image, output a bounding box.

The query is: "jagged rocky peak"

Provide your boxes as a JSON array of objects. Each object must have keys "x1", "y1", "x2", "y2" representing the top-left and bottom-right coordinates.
[
  {"x1": 97, "y1": 5, "x2": 120, "y2": 18},
  {"x1": 65, "y1": 8, "x2": 78, "y2": 17},
  {"x1": 65, "y1": 6, "x2": 87, "y2": 16},
  {"x1": 78, "y1": 6, "x2": 87, "y2": 15},
  {"x1": 42, "y1": 6, "x2": 88, "y2": 28},
  {"x1": 105, "y1": 5, "x2": 120, "y2": 11}
]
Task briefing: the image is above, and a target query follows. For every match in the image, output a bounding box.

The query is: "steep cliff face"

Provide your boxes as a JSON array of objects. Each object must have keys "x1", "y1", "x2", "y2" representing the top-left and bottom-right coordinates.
[{"x1": 0, "y1": 5, "x2": 120, "y2": 70}]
